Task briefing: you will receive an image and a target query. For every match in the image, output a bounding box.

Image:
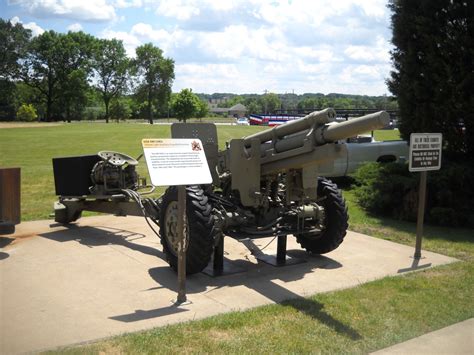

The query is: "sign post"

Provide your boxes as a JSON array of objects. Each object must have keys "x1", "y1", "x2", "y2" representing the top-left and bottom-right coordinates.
[
  {"x1": 409, "y1": 133, "x2": 442, "y2": 259},
  {"x1": 176, "y1": 185, "x2": 187, "y2": 303},
  {"x1": 142, "y1": 138, "x2": 212, "y2": 305}
]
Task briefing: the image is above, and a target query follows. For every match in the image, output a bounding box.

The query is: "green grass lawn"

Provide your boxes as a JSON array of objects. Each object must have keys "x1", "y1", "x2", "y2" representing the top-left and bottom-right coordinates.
[
  {"x1": 3, "y1": 123, "x2": 472, "y2": 354},
  {"x1": 1, "y1": 122, "x2": 264, "y2": 221}
]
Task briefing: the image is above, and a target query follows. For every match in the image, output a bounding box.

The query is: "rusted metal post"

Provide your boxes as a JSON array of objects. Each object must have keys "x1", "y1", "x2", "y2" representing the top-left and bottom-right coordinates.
[
  {"x1": 0, "y1": 168, "x2": 21, "y2": 234},
  {"x1": 176, "y1": 185, "x2": 187, "y2": 304},
  {"x1": 414, "y1": 171, "x2": 427, "y2": 259}
]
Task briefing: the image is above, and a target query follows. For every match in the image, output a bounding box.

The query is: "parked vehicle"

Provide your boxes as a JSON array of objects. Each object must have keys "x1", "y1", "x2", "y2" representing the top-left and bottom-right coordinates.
[
  {"x1": 236, "y1": 117, "x2": 250, "y2": 125},
  {"x1": 320, "y1": 134, "x2": 408, "y2": 177}
]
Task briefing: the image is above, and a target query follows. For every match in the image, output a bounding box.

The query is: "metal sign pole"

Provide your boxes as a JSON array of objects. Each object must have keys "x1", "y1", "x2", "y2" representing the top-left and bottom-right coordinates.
[
  {"x1": 176, "y1": 185, "x2": 187, "y2": 304},
  {"x1": 414, "y1": 171, "x2": 427, "y2": 259}
]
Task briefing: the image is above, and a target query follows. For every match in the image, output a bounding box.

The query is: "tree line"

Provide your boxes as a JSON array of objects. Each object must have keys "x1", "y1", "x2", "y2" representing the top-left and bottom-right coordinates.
[
  {"x1": 1, "y1": 18, "x2": 399, "y2": 124},
  {"x1": 200, "y1": 92, "x2": 398, "y2": 115},
  {"x1": 0, "y1": 18, "x2": 177, "y2": 124}
]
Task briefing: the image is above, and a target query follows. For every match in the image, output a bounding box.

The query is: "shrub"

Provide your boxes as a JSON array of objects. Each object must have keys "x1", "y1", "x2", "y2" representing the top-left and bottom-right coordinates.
[
  {"x1": 352, "y1": 161, "x2": 474, "y2": 227},
  {"x1": 109, "y1": 100, "x2": 131, "y2": 122},
  {"x1": 16, "y1": 103, "x2": 38, "y2": 122}
]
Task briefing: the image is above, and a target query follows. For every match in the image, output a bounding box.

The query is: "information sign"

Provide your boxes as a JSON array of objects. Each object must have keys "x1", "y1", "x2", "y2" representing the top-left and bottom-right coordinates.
[
  {"x1": 142, "y1": 138, "x2": 212, "y2": 186},
  {"x1": 409, "y1": 133, "x2": 442, "y2": 172}
]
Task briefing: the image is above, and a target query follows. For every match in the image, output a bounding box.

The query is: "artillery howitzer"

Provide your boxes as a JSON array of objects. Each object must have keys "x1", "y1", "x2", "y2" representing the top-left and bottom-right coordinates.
[{"x1": 53, "y1": 109, "x2": 389, "y2": 274}]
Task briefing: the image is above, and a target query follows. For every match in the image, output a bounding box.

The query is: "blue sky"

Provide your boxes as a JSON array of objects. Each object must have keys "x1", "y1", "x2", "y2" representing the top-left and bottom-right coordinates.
[{"x1": 2, "y1": 0, "x2": 394, "y2": 95}]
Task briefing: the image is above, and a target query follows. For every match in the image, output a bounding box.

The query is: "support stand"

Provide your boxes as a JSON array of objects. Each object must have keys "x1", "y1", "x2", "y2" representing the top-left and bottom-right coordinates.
[
  {"x1": 253, "y1": 235, "x2": 306, "y2": 267},
  {"x1": 414, "y1": 171, "x2": 427, "y2": 259},
  {"x1": 174, "y1": 185, "x2": 190, "y2": 305},
  {"x1": 201, "y1": 236, "x2": 246, "y2": 277}
]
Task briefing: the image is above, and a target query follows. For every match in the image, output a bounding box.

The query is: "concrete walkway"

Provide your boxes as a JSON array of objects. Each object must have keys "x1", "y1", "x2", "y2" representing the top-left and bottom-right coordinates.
[
  {"x1": 0, "y1": 216, "x2": 457, "y2": 353},
  {"x1": 372, "y1": 318, "x2": 474, "y2": 354}
]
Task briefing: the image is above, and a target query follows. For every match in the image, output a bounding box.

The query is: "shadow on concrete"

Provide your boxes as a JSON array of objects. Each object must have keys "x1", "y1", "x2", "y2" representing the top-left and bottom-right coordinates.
[
  {"x1": 0, "y1": 237, "x2": 14, "y2": 248},
  {"x1": 145, "y1": 249, "x2": 361, "y2": 340},
  {"x1": 397, "y1": 257, "x2": 432, "y2": 273},
  {"x1": 39, "y1": 225, "x2": 165, "y2": 259},
  {"x1": 0, "y1": 237, "x2": 14, "y2": 260},
  {"x1": 109, "y1": 306, "x2": 189, "y2": 323}
]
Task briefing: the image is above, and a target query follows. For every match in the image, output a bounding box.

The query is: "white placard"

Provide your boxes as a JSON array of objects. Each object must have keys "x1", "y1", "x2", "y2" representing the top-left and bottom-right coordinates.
[
  {"x1": 142, "y1": 138, "x2": 212, "y2": 186},
  {"x1": 409, "y1": 133, "x2": 442, "y2": 172}
]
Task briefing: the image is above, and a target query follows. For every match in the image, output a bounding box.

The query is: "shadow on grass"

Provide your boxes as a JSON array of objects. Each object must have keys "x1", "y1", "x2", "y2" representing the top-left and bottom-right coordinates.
[
  {"x1": 348, "y1": 205, "x2": 474, "y2": 245},
  {"x1": 282, "y1": 298, "x2": 361, "y2": 340},
  {"x1": 145, "y1": 249, "x2": 361, "y2": 341}
]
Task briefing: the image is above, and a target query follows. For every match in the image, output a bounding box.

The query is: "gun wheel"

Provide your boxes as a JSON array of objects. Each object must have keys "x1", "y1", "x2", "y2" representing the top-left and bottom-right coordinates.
[
  {"x1": 296, "y1": 178, "x2": 348, "y2": 254},
  {"x1": 159, "y1": 186, "x2": 215, "y2": 274}
]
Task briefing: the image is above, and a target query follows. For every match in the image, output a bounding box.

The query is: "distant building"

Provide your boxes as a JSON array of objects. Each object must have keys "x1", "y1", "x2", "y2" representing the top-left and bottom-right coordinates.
[
  {"x1": 210, "y1": 103, "x2": 247, "y2": 117},
  {"x1": 229, "y1": 104, "x2": 247, "y2": 117}
]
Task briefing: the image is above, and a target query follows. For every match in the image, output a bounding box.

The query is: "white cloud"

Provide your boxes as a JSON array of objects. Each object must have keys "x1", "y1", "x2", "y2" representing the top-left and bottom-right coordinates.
[
  {"x1": 155, "y1": 0, "x2": 200, "y2": 21},
  {"x1": 13, "y1": 0, "x2": 117, "y2": 22},
  {"x1": 10, "y1": 16, "x2": 45, "y2": 36},
  {"x1": 100, "y1": 29, "x2": 142, "y2": 56},
  {"x1": 114, "y1": 0, "x2": 142, "y2": 8},
  {"x1": 344, "y1": 36, "x2": 391, "y2": 63},
  {"x1": 10, "y1": 0, "x2": 393, "y2": 95},
  {"x1": 67, "y1": 23, "x2": 83, "y2": 32},
  {"x1": 130, "y1": 23, "x2": 191, "y2": 54}
]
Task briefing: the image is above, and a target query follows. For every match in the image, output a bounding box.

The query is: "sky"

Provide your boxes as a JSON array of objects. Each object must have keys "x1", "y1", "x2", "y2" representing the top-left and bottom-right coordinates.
[{"x1": 2, "y1": 0, "x2": 395, "y2": 96}]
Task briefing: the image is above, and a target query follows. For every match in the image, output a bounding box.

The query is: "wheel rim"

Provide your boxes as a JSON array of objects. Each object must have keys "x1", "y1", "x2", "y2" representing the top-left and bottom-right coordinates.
[{"x1": 164, "y1": 201, "x2": 188, "y2": 256}]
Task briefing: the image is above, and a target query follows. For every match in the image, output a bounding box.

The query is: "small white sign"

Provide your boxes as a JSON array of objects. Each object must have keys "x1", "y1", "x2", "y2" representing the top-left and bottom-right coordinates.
[
  {"x1": 142, "y1": 138, "x2": 212, "y2": 186},
  {"x1": 409, "y1": 133, "x2": 442, "y2": 172}
]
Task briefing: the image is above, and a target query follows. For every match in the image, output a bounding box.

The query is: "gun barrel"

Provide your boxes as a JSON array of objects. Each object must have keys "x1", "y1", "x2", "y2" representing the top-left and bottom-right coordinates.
[
  {"x1": 318, "y1": 111, "x2": 390, "y2": 144},
  {"x1": 244, "y1": 108, "x2": 336, "y2": 145}
]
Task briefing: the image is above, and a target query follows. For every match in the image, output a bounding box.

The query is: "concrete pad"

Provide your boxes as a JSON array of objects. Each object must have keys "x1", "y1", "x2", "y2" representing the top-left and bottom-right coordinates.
[
  {"x1": 372, "y1": 318, "x2": 474, "y2": 354},
  {"x1": 0, "y1": 216, "x2": 457, "y2": 354}
]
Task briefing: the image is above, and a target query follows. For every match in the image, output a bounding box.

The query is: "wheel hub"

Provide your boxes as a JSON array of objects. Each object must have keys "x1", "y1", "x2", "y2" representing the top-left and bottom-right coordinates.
[{"x1": 164, "y1": 201, "x2": 188, "y2": 255}]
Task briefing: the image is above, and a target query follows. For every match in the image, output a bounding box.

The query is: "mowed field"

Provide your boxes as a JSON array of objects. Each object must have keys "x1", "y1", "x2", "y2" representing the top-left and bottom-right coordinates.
[
  {"x1": 1, "y1": 121, "x2": 398, "y2": 221},
  {"x1": 1, "y1": 122, "x2": 266, "y2": 221}
]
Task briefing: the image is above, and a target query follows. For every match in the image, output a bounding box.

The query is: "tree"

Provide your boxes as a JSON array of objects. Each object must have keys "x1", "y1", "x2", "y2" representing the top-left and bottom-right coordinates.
[
  {"x1": 0, "y1": 18, "x2": 31, "y2": 80},
  {"x1": 259, "y1": 92, "x2": 281, "y2": 114},
  {"x1": 92, "y1": 38, "x2": 129, "y2": 123},
  {"x1": 109, "y1": 99, "x2": 131, "y2": 122},
  {"x1": 58, "y1": 31, "x2": 95, "y2": 122},
  {"x1": 21, "y1": 31, "x2": 94, "y2": 121},
  {"x1": 132, "y1": 43, "x2": 174, "y2": 124},
  {"x1": 16, "y1": 103, "x2": 37, "y2": 121},
  {"x1": 172, "y1": 88, "x2": 200, "y2": 122},
  {"x1": 0, "y1": 19, "x2": 31, "y2": 120},
  {"x1": 196, "y1": 99, "x2": 209, "y2": 119},
  {"x1": 387, "y1": 0, "x2": 473, "y2": 160}
]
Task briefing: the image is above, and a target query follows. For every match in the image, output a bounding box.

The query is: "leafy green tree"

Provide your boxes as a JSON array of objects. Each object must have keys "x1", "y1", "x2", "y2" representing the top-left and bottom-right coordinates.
[
  {"x1": 109, "y1": 99, "x2": 131, "y2": 122},
  {"x1": 16, "y1": 103, "x2": 37, "y2": 121},
  {"x1": 92, "y1": 38, "x2": 129, "y2": 123},
  {"x1": 21, "y1": 30, "x2": 94, "y2": 121},
  {"x1": 132, "y1": 43, "x2": 174, "y2": 124},
  {"x1": 0, "y1": 18, "x2": 31, "y2": 80},
  {"x1": 196, "y1": 99, "x2": 209, "y2": 118},
  {"x1": 0, "y1": 19, "x2": 31, "y2": 120},
  {"x1": 172, "y1": 88, "x2": 200, "y2": 122},
  {"x1": 259, "y1": 93, "x2": 281, "y2": 114},
  {"x1": 387, "y1": 0, "x2": 473, "y2": 160}
]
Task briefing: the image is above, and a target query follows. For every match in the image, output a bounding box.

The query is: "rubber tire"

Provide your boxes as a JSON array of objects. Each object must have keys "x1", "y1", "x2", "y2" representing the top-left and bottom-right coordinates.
[
  {"x1": 159, "y1": 186, "x2": 215, "y2": 274},
  {"x1": 296, "y1": 178, "x2": 348, "y2": 254}
]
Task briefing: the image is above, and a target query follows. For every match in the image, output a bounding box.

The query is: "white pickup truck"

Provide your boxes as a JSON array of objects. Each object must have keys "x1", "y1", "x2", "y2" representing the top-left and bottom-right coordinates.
[{"x1": 320, "y1": 134, "x2": 409, "y2": 177}]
